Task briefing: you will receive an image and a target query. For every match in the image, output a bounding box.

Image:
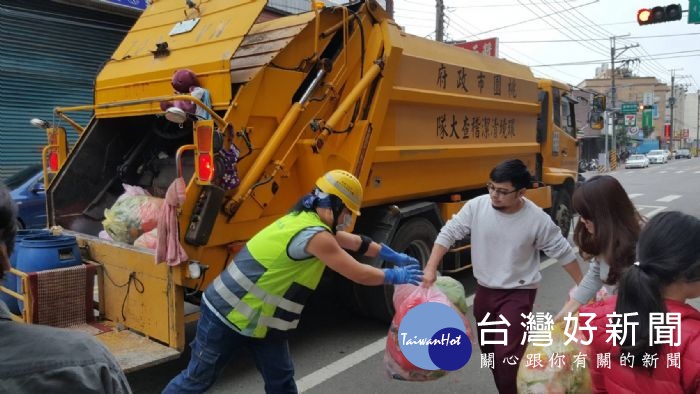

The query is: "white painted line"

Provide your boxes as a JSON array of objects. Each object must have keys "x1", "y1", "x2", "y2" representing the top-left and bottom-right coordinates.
[
  {"x1": 636, "y1": 205, "x2": 666, "y2": 218},
  {"x1": 675, "y1": 170, "x2": 684, "y2": 174},
  {"x1": 694, "y1": 171, "x2": 700, "y2": 174},
  {"x1": 627, "y1": 193, "x2": 643, "y2": 199},
  {"x1": 297, "y1": 257, "x2": 561, "y2": 392},
  {"x1": 659, "y1": 171, "x2": 668, "y2": 174},
  {"x1": 656, "y1": 195, "x2": 681, "y2": 203},
  {"x1": 296, "y1": 337, "x2": 387, "y2": 392}
]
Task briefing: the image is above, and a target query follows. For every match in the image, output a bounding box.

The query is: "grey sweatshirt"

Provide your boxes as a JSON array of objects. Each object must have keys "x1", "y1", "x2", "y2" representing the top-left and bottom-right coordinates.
[
  {"x1": 435, "y1": 194, "x2": 577, "y2": 289},
  {"x1": 570, "y1": 258, "x2": 614, "y2": 304}
]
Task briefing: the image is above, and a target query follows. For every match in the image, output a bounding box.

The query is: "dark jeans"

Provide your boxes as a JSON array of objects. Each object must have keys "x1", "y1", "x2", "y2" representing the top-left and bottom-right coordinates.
[
  {"x1": 473, "y1": 285, "x2": 537, "y2": 394},
  {"x1": 163, "y1": 303, "x2": 297, "y2": 394}
]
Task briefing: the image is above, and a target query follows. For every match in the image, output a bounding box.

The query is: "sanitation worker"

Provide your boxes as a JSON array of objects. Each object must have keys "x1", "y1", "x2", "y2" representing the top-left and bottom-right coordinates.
[
  {"x1": 164, "y1": 169, "x2": 423, "y2": 393},
  {"x1": 422, "y1": 159, "x2": 582, "y2": 394},
  {"x1": 0, "y1": 184, "x2": 131, "y2": 393}
]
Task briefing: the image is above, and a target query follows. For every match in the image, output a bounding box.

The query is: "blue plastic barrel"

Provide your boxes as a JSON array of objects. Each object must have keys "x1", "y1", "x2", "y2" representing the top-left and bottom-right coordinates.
[
  {"x1": 0, "y1": 229, "x2": 50, "y2": 314},
  {"x1": 15, "y1": 234, "x2": 82, "y2": 312}
]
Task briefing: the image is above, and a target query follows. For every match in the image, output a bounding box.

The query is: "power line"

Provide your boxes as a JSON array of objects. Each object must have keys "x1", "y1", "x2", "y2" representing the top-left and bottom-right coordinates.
[
  {"x1": 530, "y1": 50, "x2": 700, "y2": 67},
  {"x1": 543, "y1": 0, "x2": 669, "y2": 82},
  {"x1": 471, "y1": 0, "x2": 599, "y2": 36},
  {"x1": 445, "y1": 0, "x2": 585, "y2": 8},
  {"x1": 500, "y1": 32, "x2": 700, "y2": 43},
  {"x1": 444, "y1": 8, "x2": 589, "y2": 83},
  {"x1": 518, "y1": 0, "x2": 608, "y2": 57},
  {"x1": 503, "y1": 20, "x2": 636, "y2": 33}
]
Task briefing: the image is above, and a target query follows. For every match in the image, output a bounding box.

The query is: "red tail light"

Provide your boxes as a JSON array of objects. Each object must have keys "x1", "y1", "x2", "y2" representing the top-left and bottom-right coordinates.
[
  {"x1": 48, "y1": 150, "x2": 59, "y2": 172},
  {"x1": 194, "y1": 121, "x2": 216, "y2": 185},
  {"x1": 197, "y1": 153, "x2": 214, "y2": 182}
]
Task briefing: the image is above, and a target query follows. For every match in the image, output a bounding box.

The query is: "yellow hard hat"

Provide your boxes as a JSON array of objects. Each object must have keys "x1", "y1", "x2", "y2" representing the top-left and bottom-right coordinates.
[{"x1": 315, "y1": 170, "x2": 363, "y2": 216}]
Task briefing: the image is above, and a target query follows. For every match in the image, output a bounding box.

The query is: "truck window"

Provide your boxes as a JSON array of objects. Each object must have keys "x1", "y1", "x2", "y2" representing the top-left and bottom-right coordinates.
[
  {"x1": 552, "y1": 87, "x2": 561, "y2": 127},
  {"x1": 561, "y1": 96, "x2": 576, "y2": 138}
]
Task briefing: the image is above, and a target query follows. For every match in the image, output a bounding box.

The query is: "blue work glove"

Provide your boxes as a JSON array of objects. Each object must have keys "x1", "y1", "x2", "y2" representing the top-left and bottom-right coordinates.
[
  {"x1": 383, "y1": 263, "x2": 423, "y2": 286},
  {"x1": 379, "y1": 243, "x2": 419, "y2": 267}
]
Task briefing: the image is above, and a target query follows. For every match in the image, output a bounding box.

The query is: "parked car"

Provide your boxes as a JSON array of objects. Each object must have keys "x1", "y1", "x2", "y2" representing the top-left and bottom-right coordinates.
[
  {"x1": 647, "y1": 149, "x2": 667, "y2": 164},
  {"x1": 4, "y1": 164, "x2": 46, "y2": 229},
  {"x1": 625, "y1": 154, "x2": 650, "y2": 169},
  {"x1": 675, "y1": 148, "x2": 692, "y2": 159}
]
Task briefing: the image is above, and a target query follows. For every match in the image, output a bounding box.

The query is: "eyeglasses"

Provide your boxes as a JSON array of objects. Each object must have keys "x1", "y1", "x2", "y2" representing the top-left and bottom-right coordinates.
[{"x1": 486, "y1": 182, "x2": 519, "y2": 197}]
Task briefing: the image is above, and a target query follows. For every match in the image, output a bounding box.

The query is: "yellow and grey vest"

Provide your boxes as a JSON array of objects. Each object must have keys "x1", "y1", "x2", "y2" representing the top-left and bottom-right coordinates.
[{"x1": 203, "y1": 211, "x2": 330, "y2": 338}]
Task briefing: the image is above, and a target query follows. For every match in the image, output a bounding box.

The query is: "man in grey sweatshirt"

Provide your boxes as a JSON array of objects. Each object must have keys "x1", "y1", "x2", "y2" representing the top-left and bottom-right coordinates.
[{"x1": 422, "y1": 159, "x2": 582, "y2": 394}]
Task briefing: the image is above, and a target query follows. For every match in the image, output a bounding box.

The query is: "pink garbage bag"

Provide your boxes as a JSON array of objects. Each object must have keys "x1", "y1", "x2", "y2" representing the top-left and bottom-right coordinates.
[{"x1": 384, "y1": 285, "x2": 474, "y2": 381}]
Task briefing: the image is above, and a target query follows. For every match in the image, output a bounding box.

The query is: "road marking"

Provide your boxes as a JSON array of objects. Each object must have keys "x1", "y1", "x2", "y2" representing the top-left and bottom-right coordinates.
[
  {"x1": 296, "y1": 337, "x2": 387, "y2": 392},
  {"x1": 656, "y1": 195, "x2": 681, "y2": 203},
  {"x1": 627, "y1": 193, "x2": 643, "y2": 199},
  {"x1": 695, "y1": 171, "x2": 700, "y2": 174},
  {"x1": 659, "y1": 170, "x2": 668, "y2": 174},
  {"x1": 296, "y1": 257, "x2": 561, "y2": 392},
  {"x1": 637, "y1": 205, "x2": 667, "y2": 218},
  {"x1": 675, "y1": 170, "x2": 684, "y2": 174}
]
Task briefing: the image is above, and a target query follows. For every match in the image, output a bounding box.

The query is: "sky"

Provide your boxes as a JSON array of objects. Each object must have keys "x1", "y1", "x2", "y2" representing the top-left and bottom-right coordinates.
[{"x1": 392, "y1": 0, "x2": 700, "y2": 92}]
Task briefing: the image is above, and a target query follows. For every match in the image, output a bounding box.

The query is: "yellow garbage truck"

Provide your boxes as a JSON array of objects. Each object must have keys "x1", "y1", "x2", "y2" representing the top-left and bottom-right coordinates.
[{"x1": 14, "y1": 0, "x2": 579, "y2": 371}]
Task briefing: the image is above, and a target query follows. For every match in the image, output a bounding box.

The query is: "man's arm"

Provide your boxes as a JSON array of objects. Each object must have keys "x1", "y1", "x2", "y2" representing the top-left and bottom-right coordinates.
[
  {"x1": 562, "y1": 258, "x2": 583, "y2": 284},
  {"x1": 422, "y1": 243, "x2": 449, "y2": 287},
  {"x1": 534, "y1": 212, "x2": 582, "y2": 285},
  {"x1": 422, "y1": 201, "x2": 474, "y2": 287}
]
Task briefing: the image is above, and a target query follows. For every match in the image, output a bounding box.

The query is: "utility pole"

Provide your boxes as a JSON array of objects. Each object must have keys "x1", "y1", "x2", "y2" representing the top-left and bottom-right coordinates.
[
  {"x1": 607, "y1": 35, "x2": 637, "y2": 171},
  {"x1": 696, "y1": 89, "x2": 700, "y2": 157},
  {"x1": 436, "y1": 0, "x2": 445, "y2": 42},
  {"x1": 669, "y1": 73, "x2": 675, "y2": 153}
]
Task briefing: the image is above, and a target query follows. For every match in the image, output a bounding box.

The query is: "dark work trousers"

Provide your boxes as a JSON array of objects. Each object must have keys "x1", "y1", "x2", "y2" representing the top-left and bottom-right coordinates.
[{"x1": 473, "y1": 284, "x2": 537, "y2": 394}]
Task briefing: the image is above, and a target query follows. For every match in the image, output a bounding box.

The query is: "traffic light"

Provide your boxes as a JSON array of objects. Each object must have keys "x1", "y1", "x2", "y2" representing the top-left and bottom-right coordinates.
[{"x1": 637, "y1": 4, "x2": 683, "y2": 25}]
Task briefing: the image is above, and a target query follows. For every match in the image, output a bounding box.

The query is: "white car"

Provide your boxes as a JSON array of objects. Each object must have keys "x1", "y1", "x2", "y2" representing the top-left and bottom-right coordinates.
[
  {"x1": 647, "y1": 149, "x2": 667, "y2": 164},
  {"x1": 625, "y1": 154, "x2": 649, "y2": 169}
]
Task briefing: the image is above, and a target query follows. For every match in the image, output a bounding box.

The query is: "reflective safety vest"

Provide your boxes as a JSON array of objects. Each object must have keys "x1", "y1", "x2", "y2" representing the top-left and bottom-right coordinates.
[{"x1": 203, "y1": 211, "x2": 330, "y2": 338}]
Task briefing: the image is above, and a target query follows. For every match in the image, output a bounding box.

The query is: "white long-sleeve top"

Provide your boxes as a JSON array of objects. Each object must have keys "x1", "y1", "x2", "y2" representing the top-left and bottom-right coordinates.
[{"x1": 435, "y1": 194, "x2": 577, "y2": 289}]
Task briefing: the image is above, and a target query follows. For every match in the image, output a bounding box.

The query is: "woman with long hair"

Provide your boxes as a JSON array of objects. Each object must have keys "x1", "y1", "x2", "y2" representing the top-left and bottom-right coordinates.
[
  {"x1": 554, "y1": 175, "x2": 643, "y2": 320},
  {"x1": 580, "y1": 211, "x2": 700, "y2": 392}
]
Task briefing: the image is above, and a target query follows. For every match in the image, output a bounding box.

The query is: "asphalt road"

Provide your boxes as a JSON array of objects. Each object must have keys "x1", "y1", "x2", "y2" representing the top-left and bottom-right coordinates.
[{"x1": 128, "y1": 157, "x2": 700, "y2": 393}]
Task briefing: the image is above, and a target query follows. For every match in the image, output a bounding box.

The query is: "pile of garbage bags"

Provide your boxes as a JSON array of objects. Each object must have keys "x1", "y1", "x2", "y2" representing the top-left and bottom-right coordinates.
[{"x1": 102, "y1": 184, "x2": 163, "y2": 248}]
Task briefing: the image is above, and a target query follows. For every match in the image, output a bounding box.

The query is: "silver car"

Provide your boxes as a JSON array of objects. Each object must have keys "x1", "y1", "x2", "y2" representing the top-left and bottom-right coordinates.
[
  {"x1": 625, "y1": 154, "x2": 649, "y2": 169},
  {"x1": 647, "y1": 149, "x2": 667, "y2": 164}
]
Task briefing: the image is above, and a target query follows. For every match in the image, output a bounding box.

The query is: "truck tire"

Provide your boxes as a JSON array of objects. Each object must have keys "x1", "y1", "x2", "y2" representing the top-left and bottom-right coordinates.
[
  {"x1": 551, "y1": 189, "x2": 572, "y2": 239},
  {"x1": 352, "y1": 217, "x2": 438, "y2": 323}
]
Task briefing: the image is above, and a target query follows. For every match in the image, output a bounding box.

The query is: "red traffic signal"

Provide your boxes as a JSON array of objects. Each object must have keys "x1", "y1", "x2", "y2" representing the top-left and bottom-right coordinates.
[{"x1": 637, "y1": 4, "x2": 683, "y2": 25}]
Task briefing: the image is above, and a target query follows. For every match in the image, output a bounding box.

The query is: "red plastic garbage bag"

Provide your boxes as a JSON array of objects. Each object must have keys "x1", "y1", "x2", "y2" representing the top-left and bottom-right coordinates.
[{"x1": 384, "y1": 284, "x2": 474, "y2": 381}]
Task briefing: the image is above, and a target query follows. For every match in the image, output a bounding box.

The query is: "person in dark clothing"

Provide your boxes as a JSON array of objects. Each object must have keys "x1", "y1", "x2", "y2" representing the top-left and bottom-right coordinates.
[{"x1": 0, "y1": 183, "x2": 132, "y2": 394}]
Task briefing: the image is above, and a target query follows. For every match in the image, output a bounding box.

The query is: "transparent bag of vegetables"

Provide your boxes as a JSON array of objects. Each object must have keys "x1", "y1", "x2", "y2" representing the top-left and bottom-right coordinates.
[
  {"x1": 516, "y1": 322, "x2": 591, "y2": 393},
  {"x1": 384, "y1": 284, "x2": 473, "y2": 382},
  {"x1": 434, "y1": 276, "x2": 469, "y2": 315},
  {"x1": 102, "y1": 188, "x2": 164, "y2": 244}
]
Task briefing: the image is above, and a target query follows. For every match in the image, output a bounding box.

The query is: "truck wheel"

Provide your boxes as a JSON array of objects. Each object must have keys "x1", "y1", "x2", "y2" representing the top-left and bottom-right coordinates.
[
  {"x1": 551, "y1": 189, "x2": 572, "y2": 239},
  {"x1": 352, "y1": 217, "x2": 438, "y2": 323}
]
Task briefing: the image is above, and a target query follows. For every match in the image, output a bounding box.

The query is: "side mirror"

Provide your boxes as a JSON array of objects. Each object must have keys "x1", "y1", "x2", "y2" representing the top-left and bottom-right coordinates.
[{"x1": 32, "y1": 182, "x2": 45, "y2": 194}]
